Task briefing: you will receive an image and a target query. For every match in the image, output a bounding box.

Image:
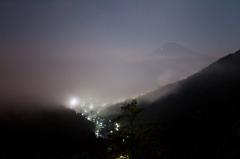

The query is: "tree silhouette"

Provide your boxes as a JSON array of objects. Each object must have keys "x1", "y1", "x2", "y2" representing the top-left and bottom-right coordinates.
[{"x1": 107, "y1": 99, "x2": 144, "y2": 159}]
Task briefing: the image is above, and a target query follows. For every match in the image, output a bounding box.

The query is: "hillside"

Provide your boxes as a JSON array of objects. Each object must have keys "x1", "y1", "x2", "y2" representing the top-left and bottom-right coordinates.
[
  {"x1": 142, "y1": 49, "x2": 240, "y2": 123},
  {"x1": 101, "y1": 50, "x2": 240, "y2": 158},
  {"x1": 140, "y1": 50, "x2": 240, "y2": 158},
  {"x1": 0, "y1": 101, "x2": 107, "y2": 158},
  {"x1": 99, "y1": 43, "x2": 219, "y2": 118}
]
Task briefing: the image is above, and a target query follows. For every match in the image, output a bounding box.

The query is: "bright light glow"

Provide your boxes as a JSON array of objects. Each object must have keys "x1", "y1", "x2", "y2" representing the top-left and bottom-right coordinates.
[{"x1": 69, "y1": 97, "x2": 78, "y2": 108}]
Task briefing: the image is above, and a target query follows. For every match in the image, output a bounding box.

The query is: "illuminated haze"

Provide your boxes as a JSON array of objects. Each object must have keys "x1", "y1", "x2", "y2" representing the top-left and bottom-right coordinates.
[{"x1": 0, "y1": 0, "x2": 240, "y2": 107}]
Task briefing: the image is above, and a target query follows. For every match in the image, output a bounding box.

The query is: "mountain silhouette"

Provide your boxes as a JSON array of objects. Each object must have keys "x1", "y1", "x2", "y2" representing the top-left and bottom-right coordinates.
[
  {"x1": 148, "y1": 42, "x2": 209, "y2": 58},
  {"x1": 144, "y1": 42, "x2": 217, "y2": 86},
  {"x1": 101, "y1": 49, "x2": 240, "y2": 158},
  {"x1": 141, "y1": 49, "x2": 240, "y2": 122},
  {"x1": 137, "y1": 49, "x2": 240, "y2": 158}
]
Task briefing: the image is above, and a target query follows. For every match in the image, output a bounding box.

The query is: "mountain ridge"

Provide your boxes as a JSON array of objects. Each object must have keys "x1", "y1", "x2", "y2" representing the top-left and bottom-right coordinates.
[
  {"x1": 100, "y1": 49, "x2": 240, "y2": 123},
  {"x1": 141, "y1": 49, "x2": 240, "y2": 123},
  {"x1": 100, "y1": 49, "x2": 240, "y2": 158},
  {"x1": 148, "y1": 42, "x2": 212, "y2": 58}
]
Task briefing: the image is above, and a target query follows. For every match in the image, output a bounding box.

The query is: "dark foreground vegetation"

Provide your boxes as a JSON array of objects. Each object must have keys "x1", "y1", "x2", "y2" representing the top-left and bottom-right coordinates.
[
  {"x1": 1, "y1": 50, "x2": 240, "y2": 158},
  {"x1": 0, "y1": 102, "x2": 107, "y2": 159},
  {"x1": 104, "y1": 50, "x2": 240, "y2": 158}
]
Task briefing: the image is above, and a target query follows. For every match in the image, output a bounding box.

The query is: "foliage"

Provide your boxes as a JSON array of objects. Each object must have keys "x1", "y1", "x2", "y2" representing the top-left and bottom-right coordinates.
[
  {"x1": 0, "y1": 102, "x2": 107, "y2": 159},
  {"x1": 107, "y1": 99, "x2": 141, "y2": 158},
  {"x1": 107, "y1": 100, "x2": 169, "y2": 159},
  {"x1": 107, "y1": 85, "x2": 240, "y2": 158},
  {"x1": 111, "y1": 99, "x2": 143, "y2": 134}
]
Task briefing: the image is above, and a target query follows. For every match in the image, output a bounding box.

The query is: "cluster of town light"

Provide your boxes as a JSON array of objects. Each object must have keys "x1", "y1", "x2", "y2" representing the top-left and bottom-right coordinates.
[
  {"x1": 66, "y1": 91, "x2": 152, "y2": 138},
  {"x1": 67, "y1": 97, "x2": 109, "y2": 115},
  {"x1": 68, "y1": 96, "x2": 125, "y2": 138},
  {"x1": 67, "y1": 89, "x2": 153, "y2": 113},
  {"x1": 66, "y1": 97, "x2": 113, "y2": 137}
]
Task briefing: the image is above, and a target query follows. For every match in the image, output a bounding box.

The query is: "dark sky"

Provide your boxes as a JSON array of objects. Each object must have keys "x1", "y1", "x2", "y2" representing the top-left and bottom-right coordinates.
[{"x1": 0, "y1": 0, "x2": 240, "y2": 104}]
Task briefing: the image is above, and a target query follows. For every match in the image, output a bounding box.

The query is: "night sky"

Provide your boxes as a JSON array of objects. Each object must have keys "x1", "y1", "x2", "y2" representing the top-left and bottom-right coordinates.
[{"x1": 0, "y1": 0, "x2": 240, "y2": 105}]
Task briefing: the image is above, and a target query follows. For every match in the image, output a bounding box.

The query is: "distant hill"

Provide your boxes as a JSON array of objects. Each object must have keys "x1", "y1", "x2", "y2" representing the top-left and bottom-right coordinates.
[
  {"x1": 144, "y1": 42, "x2": 217, "y2": 86},
  {"x1": 147, "y1": 42, "x2": 215, "y2": 70},
  {"x1": 148, "y1": 42, "x2": 213, "y2": 59},
  {"x1": 149, "y1": 42, "x2": 200, "y2": 57}
]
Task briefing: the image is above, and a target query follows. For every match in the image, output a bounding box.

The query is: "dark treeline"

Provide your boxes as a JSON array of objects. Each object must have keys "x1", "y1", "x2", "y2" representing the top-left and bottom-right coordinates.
[{"x1": 0, "y1": 101, "x2": 107, "y2": 159}]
